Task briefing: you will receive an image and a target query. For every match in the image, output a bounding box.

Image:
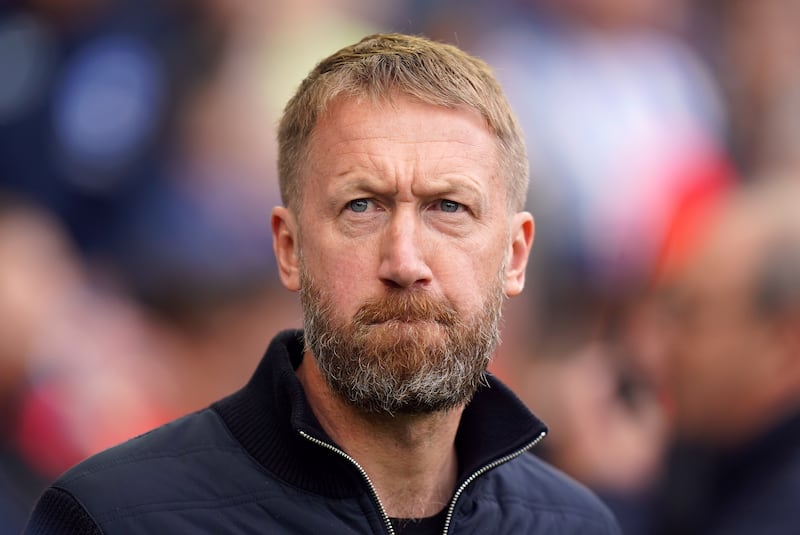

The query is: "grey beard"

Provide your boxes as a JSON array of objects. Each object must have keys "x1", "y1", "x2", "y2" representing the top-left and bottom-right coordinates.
[{"x1": 299, "y1": 267, "x2": 505, "y2": 416}]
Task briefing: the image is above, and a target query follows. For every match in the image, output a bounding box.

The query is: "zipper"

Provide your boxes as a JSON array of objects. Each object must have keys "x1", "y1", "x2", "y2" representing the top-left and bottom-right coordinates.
[
  {"x1": 298, "y1": 430, "x2": 396, "y2": 535},
  {"x1": 300, "y1": 427, "x2": 547, "y2": 535},
  {"x1": 441, "y1": 429, "x2": 547, "y2": 534}
]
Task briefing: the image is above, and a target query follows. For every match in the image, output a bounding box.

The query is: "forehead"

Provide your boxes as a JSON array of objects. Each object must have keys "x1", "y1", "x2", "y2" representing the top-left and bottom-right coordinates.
[
  {"x1": 307, "y1": 94, "x2": 498, "y2": 164},
  {"x1": 295, "y1": 95, "x2": 507, "y2": 215}
]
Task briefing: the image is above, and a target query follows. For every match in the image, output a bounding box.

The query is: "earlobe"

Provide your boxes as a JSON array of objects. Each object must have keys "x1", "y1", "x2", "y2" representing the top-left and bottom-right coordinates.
[
  {"x1": 504, "y1": 212, "x2": 535, "y2": 297},
  {"x1": 271, "y1": 206, "x2": 301, "y2": 291}
]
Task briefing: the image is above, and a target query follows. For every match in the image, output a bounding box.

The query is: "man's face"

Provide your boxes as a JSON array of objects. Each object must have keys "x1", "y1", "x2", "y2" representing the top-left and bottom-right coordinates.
[
  {"x1": 272, "y1": 94, "x2": 533, "y2": 414},
  {"x1": 657, "y1": 217, "x2": 775, "y2": 442}
]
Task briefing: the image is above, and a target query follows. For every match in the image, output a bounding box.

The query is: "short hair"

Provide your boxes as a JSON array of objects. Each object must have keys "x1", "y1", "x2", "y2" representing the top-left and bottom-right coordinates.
[{"x1": 277, "y1": 33, "x2": 529, "y2": 214}]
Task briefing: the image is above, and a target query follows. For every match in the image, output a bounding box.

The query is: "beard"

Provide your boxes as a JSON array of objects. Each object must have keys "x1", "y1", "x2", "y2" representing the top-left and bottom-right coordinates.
[{"x1": 299, "y1": 264, "x2": 506, "y2": 416}]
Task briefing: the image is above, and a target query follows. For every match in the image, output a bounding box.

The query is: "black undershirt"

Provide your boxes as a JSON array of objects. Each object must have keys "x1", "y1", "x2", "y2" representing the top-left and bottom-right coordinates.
[{"x1": 390, "y1": 507, "x2": 448, "y2": 535}]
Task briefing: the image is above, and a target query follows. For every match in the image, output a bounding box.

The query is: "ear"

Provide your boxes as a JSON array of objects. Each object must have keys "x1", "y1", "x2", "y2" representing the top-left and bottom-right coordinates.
[
  {"x1": 504, "y1": 211, "x2": 535, "y2": 297},
  {"x1": 271, "y1": 206, "x2": 301, "y2": 291}
]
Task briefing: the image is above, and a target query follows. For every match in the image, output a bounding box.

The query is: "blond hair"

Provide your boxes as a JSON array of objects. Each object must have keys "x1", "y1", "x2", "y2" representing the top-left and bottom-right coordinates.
[{"x1": 277, "y1": 33, "x2": 529, "y2": 214}]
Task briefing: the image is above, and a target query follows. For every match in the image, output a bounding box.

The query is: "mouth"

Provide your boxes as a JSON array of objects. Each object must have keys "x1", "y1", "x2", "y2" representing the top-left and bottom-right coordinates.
[{"x1": 369, "y1": 317, "x2": 436, "y2": 325}]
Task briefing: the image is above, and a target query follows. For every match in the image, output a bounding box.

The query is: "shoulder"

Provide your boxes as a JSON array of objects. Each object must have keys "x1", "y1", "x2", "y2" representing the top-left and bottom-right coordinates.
[
  {"x1": 49, "y1": 408, "x2": 265, "y2": 521},
  {"x1": 503, "y1": 451, "x2": 610, "y2": 506},
  {"x1": 59, "y1": 408, "x2": 239, "y2": 484},
  {"x1": 463, "y1": 452, "x2": 621, "y2": 534}
]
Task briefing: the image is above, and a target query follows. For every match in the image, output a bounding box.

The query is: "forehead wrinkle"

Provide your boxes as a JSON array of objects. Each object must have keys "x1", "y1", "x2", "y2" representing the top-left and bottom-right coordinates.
[
  {"x1": 307, "y1": 100, "x2": 502, "y2": 204},
  {"x1": 322, "y1": 145, "x2": 494, "y2": 208}
]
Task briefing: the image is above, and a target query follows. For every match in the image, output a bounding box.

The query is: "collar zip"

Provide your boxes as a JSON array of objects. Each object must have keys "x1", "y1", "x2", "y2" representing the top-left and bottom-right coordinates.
[{"x1": 299, "y1": 428, "x2": 547, "y2": 535}]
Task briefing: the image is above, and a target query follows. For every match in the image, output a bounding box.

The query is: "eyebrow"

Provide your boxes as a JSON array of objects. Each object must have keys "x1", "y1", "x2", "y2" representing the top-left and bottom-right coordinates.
[{"x1": 334, "y1": 172, "x2": 487, "y2": 201}]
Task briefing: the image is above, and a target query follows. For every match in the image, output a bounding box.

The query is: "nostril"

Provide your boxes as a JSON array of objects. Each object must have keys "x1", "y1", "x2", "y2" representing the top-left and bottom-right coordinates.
[{"x1": 381, "y1": 278, "x2": 403, "y2": 290}]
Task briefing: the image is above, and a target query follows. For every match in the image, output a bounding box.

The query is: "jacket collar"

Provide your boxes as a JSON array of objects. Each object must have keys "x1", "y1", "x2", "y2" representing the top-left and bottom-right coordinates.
[{"x1": 213, "y1": 329, "x2": 548, "y2": 497}]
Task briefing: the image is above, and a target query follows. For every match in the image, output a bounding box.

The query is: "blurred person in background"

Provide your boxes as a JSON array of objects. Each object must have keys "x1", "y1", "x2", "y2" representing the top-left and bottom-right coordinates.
[
  {"x1": 0, "y1": 198, "x2": 169, "y2": 533},
  {"x1": 643, "y1": 177, "x2": 800, "y2": 534},
  {"x1": 25, "y1": 32, "x2": 621, "y2": 534}
]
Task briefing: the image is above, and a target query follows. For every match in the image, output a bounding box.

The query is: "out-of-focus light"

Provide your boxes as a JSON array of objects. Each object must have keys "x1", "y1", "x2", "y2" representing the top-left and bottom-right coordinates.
[{"x1": 53, "y1": 34, "x2": 165, "y2": 191}]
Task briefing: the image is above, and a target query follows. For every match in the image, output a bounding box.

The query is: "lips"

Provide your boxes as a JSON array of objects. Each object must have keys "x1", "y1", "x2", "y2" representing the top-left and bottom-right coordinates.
[{"x1": 367, "y1": 315, "x2": 436, "y2": 324}]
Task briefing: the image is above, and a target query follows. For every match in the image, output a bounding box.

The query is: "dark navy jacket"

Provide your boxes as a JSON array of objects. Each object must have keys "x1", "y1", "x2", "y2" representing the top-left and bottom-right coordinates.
[
  {"x1": 26, "y1": 330, "x2": 620, "y2": 534},
  {"x1": 646, "y1": 411, "x2": 800, "y2": 535}
]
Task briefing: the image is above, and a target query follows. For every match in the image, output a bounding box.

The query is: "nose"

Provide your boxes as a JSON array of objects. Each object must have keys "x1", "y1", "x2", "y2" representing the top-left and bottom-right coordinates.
[{"x1": 377, "y1": 209, "x2": 433, "y2": 289}]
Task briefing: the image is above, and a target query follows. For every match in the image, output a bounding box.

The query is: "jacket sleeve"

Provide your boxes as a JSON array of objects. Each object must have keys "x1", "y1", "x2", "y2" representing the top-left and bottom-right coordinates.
[{"x1": 24, "y1": 486, "x2": 103, "y2": 535}]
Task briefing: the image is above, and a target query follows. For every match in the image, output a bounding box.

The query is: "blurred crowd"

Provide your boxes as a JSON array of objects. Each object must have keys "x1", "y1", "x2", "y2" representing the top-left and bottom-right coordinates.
[{"x1": 2, "y1": 0, "x2": 800, "y2": 533}]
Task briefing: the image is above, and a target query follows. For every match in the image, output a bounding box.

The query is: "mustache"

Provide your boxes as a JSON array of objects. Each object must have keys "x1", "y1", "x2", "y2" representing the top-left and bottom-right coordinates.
[{"x1": 352, "y1": 290, "x2": 459, "y2": 326}]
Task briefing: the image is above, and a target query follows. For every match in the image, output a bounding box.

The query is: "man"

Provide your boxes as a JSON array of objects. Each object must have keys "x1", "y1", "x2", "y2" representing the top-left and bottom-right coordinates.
[
  {"x1": 25, "y1": 33, "x2": 620, "y2": 534},
  {"x1": 646, "y1": 177, "x2": 800, "y2": 535}
]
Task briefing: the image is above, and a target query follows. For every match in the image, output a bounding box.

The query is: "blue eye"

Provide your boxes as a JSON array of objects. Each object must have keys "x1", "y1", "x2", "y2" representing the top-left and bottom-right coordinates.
[
  {"x1": 439, "y1": 200, "x2": 461, "y2": 213},
  {"x1": 348, "y1": 199, "x2": 370, "y2": 213}
]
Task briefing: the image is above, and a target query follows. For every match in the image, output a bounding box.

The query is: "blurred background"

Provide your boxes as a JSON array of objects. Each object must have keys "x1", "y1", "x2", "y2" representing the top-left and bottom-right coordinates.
[{"x1": 2, "y1": 0, "x2": 800, "y2": 533}]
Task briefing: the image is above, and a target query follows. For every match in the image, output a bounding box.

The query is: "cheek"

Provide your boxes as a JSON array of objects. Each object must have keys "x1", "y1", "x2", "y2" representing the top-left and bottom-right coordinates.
[
  {"x1": 302, "y1": 238, "x2": 376, "y2": 311},
  {"x1": 430, "y1": 243, "x2": 505, "y2": 310}
]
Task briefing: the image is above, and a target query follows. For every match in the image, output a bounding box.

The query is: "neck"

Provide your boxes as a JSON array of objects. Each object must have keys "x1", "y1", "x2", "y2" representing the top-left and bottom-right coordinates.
[{"x1": 296, "y1": 351, "x2": 462, "y2": 518}]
